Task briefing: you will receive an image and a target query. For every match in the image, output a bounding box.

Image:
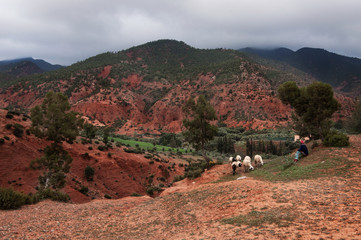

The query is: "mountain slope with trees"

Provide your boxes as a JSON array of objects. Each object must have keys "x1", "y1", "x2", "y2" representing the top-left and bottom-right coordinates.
[{"x1": 0, "y1": 40, "x2": 355, "y2": 135}]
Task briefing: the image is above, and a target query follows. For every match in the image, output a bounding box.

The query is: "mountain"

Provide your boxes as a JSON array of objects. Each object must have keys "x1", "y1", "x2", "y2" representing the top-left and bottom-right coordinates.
[
  {"x1": 0, "y1": 57, "x2": 63, "y2": 77},
  {"x1": 239, "y1": 47, "x2": 361, "y2": 96},
  {"x1": 0, "y1": 40, "x2": 354, "y2": 134},
  {"x1": 239, "y1": 47, "x2": 294, "y2": 61},
  {"x1": 0, "y1": 60, "x2": 43, "y2": 77}
]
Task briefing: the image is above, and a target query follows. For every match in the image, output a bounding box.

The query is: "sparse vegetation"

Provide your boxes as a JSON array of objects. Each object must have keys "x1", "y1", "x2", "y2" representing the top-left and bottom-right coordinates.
[{"x1": 221, "y1": 208, "x2": 296, "y2": 227}]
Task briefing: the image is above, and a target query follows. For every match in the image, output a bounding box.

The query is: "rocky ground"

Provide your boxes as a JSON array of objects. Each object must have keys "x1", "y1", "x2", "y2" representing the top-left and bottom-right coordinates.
[{"x1": 1, "y1": 135, "x2": 360, "y2": 239}]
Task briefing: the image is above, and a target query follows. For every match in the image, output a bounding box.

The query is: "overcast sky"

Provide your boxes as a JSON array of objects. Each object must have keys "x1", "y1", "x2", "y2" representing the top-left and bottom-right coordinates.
[{"x1": 1, "y1": 0, "x2": 361, "y2": 65}]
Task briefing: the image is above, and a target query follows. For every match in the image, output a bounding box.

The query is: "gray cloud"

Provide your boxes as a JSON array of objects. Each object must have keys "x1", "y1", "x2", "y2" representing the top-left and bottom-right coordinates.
[{"x1": 1, "y1": 0, "x2": 361, "y2": 65}]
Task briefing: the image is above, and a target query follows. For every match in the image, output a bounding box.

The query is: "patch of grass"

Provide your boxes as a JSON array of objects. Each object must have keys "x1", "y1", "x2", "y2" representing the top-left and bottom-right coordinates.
[
  {"x1": 249, "y1": 155, "x2": 353, "y2": 182},
  {"x1": 221, "y1": 208, "x2": 296, "y2": 227},
  {"x1": 110, "y1": 137, "x2": 186, "y2": 153}
]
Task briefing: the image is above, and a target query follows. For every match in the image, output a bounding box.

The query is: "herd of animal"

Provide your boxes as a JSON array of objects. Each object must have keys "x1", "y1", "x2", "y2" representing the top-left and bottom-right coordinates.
[{"x1": 229, "y1": 154, "x2": 264, "y2": 175}]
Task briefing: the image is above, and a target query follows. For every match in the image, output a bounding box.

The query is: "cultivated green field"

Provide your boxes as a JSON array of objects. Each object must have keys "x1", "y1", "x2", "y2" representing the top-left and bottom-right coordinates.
[{"x1": 110, "y1": 137, "x2": 189, "y2": 153}]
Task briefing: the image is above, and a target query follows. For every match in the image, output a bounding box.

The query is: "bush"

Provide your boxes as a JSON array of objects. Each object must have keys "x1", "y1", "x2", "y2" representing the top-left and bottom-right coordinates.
[
  {"x1": 144, "y1": 153, "x2": 153, "y2": 159},
  {"x1": 146, "y1": 186, "x2": 162, "y2": 195},
  {"x1": 13, "y1": 124, "x2": 24, "y2": 138},
  {"x1": 79, "y1": 186, "x2": 89, "y2": 195},
  {"x1": 131, "y1": 192, "x2": 142, "y2": 197},
  {"x1": 85, "y1": 166, "x2": 95, "y2": 181},
  {"x1": 98, "y1": 145, "x2": 106, "y2": 151},
  {"x1": 184, "y1": 161, "x2": 209, "y2": 179},
  {"x1": 173, "y1": 175, "x2": 185, "y2": 182},
  {"x1": 0, "y1": 138, "x2": 4, "y2": 144},
  {"x1": 35, "y1": 189, "x2": 70, "y2": 202},
  {"x1": 323, "y1": 131, "x2": 349, "y2": 147},
  {"x1": 104, "y1": 194, "x2": 112, "y2": 199},
  {"x1": 5, "y1": 124, "x2": 12, "y2": 129},
  {"x1": 5, "y1": 113, "x2": 13, "y2": 119},
  {"x1": 124, "y1": 147, "x2": 143, "y2": 154},
  {"x1": 0, "y1": 187, "x2": 29, "y2": 210}
]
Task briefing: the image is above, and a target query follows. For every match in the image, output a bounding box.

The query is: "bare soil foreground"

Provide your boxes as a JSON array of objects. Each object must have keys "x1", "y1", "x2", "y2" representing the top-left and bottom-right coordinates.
[{"x1": 1, "y1": 135, "x2": 361, "y2": 240}]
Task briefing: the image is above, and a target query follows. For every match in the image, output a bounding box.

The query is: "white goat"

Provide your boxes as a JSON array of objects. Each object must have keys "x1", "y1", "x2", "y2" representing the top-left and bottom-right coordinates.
[
  {"x1": 254, "y1": 154, "x2": 264, "y2": 167},
  {"x1": 243, "y1": 156, "x2": 254, "y2": 172},
  {"x1": 230, "y1": 156, "x2": 242, "y2": 175}
]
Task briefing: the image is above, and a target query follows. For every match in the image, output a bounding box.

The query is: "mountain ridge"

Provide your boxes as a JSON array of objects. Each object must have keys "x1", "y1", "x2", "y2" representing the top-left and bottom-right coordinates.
[
  {"x1": 0, "y1": 40, "x2": 355, "y2": 135},
  {"x1": 239, "y1": 47, "x2": 361, "y2": 96}
]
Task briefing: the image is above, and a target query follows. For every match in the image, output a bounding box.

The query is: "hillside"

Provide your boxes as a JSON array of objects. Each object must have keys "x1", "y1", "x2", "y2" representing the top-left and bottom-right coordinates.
[
  {"x1": 1, "y1": 134, "x2": 360, "y2": 239},
  {"x1": 239, "y1": 47, "x2": 361, "y2": 97},
  {"x1": 0, "y1": 109, "x2": 186, "y2": 203},
  {"x1": 0, "y1": 40, "x2": 355, "y2": 135}
]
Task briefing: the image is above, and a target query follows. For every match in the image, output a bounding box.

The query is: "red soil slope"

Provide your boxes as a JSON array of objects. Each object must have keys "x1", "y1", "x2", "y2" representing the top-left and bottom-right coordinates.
[{"x1": 0, "y1": 109, "x2": 185, "y2": 203}]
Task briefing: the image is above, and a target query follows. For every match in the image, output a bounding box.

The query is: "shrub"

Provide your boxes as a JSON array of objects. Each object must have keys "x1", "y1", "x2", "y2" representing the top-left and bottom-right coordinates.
[
  {"x1": 131, "y1": 192, "x2": 142, "y2": 197},
  {"x1": 184, "y1": 161, "x2": 209, "y2": 179},
  {"x1": 13, "y1": 124, "x2": 24, "y2": 138},
  {"x1": 104, "y1": 194, "x2": 112, "y2": 199},
  {"x1": 323, "y1": 131, "x2": 349, "y2": 147},
  {"x1": 0, "y1": 187, "x2": 29, "y2": 210},
  {"x1": 144, "y1": 154, "x2": 153, "y2": 159},
  {"x1": 173, "y1": 175, "x2": 185, "y2": 182},
  {"x1": 98, "y1": 145, "x2": 106, "y2": 151},
  {"x1": 34, "y1": 189, "x2": 70, "y2": 202},
  {"x1": 0, "y1": 138, "x2": 4, "y2": 144},
  {"x1": 124, "y1": 147, "x2": 143, "y2": 154},
  {"x1": 85, "y1": 166, "x2": 95, "y2": 181},
  {"x1": 146, "y1": 186, "x2": 162, "y2": 195},
  {"x1": 5, "y1": 124, "x2": 12, "y2": 129},
  {"x1": 88, "y1": 146, "x2": 93, "y2": 150},
  {"x1": 4, "y1": 136, "x2": 10, "y2": 140},
  {"x1": 79, "y1": 186, "x2": 89, "y2": 195},
  {"x1": 5, "y1": 113, "x2": 13, "y2": 119}
]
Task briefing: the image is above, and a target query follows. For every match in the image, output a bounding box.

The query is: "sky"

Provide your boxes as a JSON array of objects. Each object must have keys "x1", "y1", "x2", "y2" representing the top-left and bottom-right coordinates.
[{"x1": 1, "y1": 0, "x2": 361, "y2": 66}]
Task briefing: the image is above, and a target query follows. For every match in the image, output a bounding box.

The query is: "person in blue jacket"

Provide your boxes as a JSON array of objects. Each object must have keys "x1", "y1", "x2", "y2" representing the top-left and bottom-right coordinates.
[{"x1": 294, "y1": 140, "x2": 308, "y2": 162}]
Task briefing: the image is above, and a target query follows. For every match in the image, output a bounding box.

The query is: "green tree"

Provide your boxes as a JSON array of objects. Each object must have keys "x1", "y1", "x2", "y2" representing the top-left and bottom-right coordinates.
[
  {"x1": 30, "y1": 91, "x2": 83, "y2": 144},
  {"x1": 84, "y1": 123, "x2": 97, "y2": 143},
  {"x1": 346, "y1": 100, "x2": 361, "y2": 133},
  {"x1": 84, "y1": 165, "x2": 95, "y2": 181},
  {"x1": 30, "y1": 91, "x2": 83, "y2": 190},
  {"x1": 278, "y1": 81, "x2": 340, "y2": 140},
  {"x1": 182, "y1": 95, "x2": 218, "y2": 159}
]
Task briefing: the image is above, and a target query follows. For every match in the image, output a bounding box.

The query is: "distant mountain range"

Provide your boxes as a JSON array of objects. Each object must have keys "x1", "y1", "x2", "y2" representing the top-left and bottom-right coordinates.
[
  {"x1": 239, "y1": 47, "x2": 361, "y2": 95},
  {"x1": 0, "y1": 57, "x2": 63, "y2": 76}
]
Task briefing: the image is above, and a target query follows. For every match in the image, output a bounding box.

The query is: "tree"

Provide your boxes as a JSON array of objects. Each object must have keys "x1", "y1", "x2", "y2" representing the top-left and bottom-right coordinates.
[
  {"x1": 182, "y1": 95, "x2": 218, "y2": 159},
  {"x1": 30, "y1": 91, "x2": 83, "y2": 190},
  {"x1": 30, "y1": 91, "x2": 83, "y2": 144},
  {"x1": 84, "y1": 123, "x2": 97, "y2": 143},
  {"x1": 346, "y1": 100, "x2": 361, "y2": 133},
  {"x1": 278, "y1": 81, "x2": 340, "y2": 140}
]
